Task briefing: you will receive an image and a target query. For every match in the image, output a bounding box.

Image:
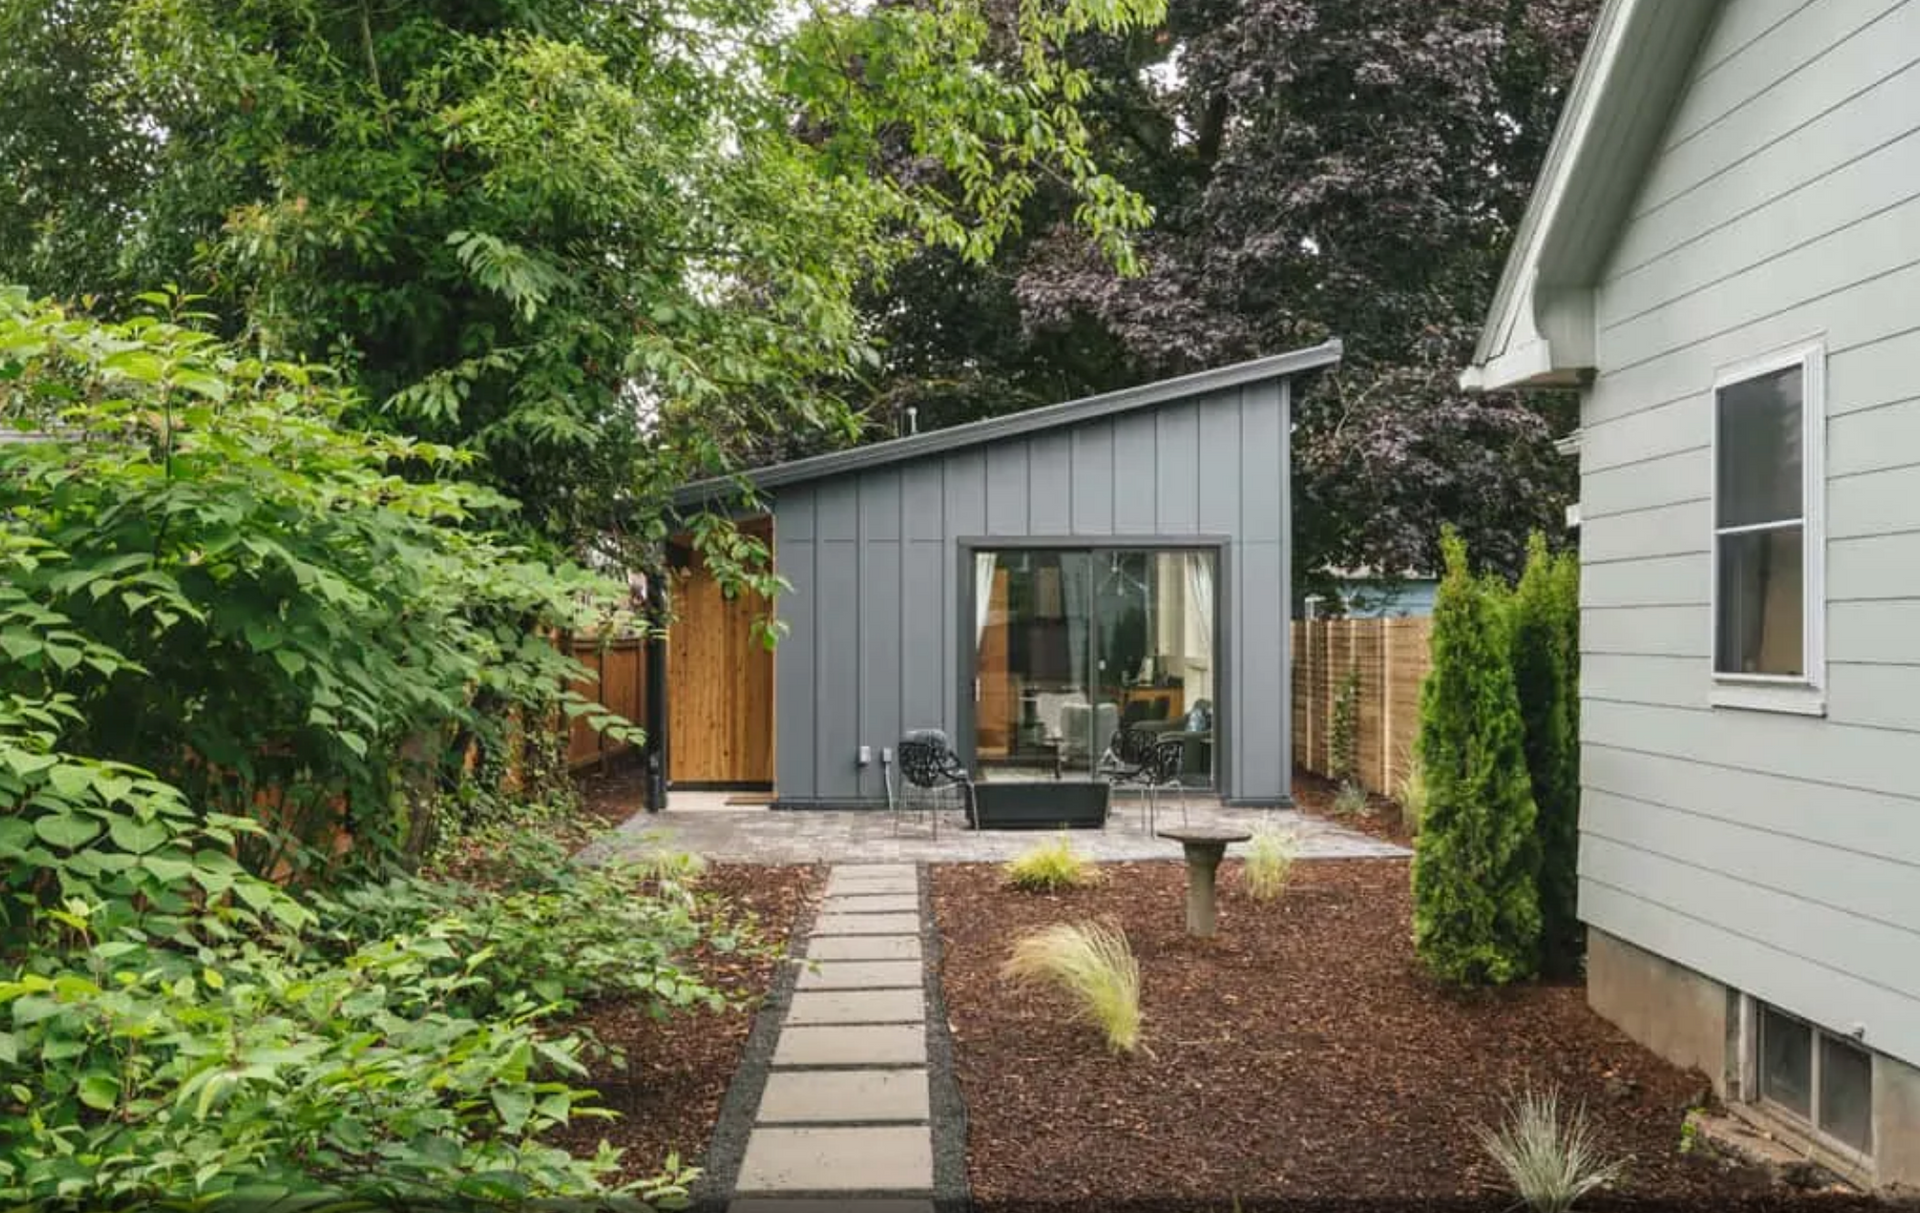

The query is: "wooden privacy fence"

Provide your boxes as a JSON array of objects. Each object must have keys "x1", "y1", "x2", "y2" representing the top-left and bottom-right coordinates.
[
  {"x1": 564, "y1": 634, "x2": 648, "y2": 769},
  {"x1": 1291, "y1": 616, "x2": 1432, "y2": 795}
]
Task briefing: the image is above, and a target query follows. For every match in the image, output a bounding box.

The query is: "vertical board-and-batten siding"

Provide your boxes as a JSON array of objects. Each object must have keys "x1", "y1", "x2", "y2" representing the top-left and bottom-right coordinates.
[
  {"x1": 1580, "y1": 0, "x2": 1920, "y2": 1068},
  {"x1": 772, "y1": 380, "x2": 1291, "y2": 806}
]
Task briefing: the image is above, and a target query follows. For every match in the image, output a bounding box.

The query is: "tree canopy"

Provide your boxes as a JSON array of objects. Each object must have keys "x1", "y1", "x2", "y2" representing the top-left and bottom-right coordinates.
[
  {"x1": 856, "y1": 0, "x2": 1593, "y2": 588},
  {"x1": 0, "y1": 0, "x2": 1165, "y2": 565}
]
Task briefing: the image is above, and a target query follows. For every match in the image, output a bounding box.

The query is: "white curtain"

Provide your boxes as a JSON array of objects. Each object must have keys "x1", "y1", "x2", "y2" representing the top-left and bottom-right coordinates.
[
  {"x1": 974, "y1": 552, "x2": 995, "y2": 649},
  {"x1": 1185, "y1": 551, "x2": 1215, "y2": 706}
]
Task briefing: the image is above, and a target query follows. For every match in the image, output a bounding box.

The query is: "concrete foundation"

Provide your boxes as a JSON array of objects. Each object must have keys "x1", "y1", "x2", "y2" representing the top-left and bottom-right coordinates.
[
  {"x1": 1587, "y1": 926, "x2": 1920, "y2": 1192},
  {"x1": 1875, "y1": 1051, "x2": 1920, "y2": 1191},
  {"x1": 1586, "y1": 927, "x2": 1738, "y2": 1096}
]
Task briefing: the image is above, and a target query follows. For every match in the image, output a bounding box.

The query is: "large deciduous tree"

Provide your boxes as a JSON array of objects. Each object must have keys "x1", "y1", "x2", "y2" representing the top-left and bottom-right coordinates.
[
  {"x1": 859, "y1": 0, "x2": 1594, "y2": 586},
  {"x1": 0, "y1": 0, "x2": 1163, "y2": 564}
]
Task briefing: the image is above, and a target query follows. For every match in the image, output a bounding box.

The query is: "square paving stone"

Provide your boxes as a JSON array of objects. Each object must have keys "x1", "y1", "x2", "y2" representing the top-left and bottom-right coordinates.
[
  {"x1": 812, "y1": 912, "x2": 920, "y2": 935},
  {"x1": 735, "y1": 1126, "x2": 933, "y2": 1193},
  {"x1": 786, "y1": 988, "x2": 925, "y2": 1025},
  {"x1": 797, "y1": 959, "x2": 923, "y2": 990},
  {"x1": 730, "y1": 1201, "x2": 933, "y2": 1213},
  {"x1": 829, "y1": 864, "x2": 916, "y2": 879},
  {"x1": 825, "y1": 875, "x2": 917, "y2": 897},
  {"x1": 757, "y1": 1068, "x2": 930, "y2": 1124},
  {"x1": 820, "y1": 894, "x2": 919, "y2": 915},
  {"x1": 808, "y1": 935, "x2": 921, "y2": 961},
  {"x1": 773, "y1": 1024, "x2": 926, "y2": 1068}
]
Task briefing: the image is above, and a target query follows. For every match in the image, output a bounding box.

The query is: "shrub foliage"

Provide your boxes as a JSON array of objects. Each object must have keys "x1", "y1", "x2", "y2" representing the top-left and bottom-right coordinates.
[
  {"x1": 1510, "y1": 533, "x2": 1582, "y2": 976},
  {"x1": 0, "y1": 293, "x2": 728, "y2": 1207},
  {"x1": 1410, "y1": 529, "x2": 1542, "y2": 985}
]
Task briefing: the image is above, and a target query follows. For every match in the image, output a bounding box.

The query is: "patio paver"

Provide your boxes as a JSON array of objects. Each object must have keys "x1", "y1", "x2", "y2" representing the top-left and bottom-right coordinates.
[
  {"x1": 735, "y1": 1126, "x2": 933, "y2": 1193},
  {"x1": 796, "y1": 959, "x2": 924, "y2": 990},
  {"x1": 808, "y1": 935, "x2": 922, "y2": 961},
  {"x1": 756, "y1": 1069, "x2": 931, "y2": 1123},
  {"x1": 812, "y1": 912, "x2": 921, "y2": 935},
  {"x1": 786, "y1": 988, "x2": 926, "y2": 1025},
  {"x1": 819, "y1": 893, "x2": 918, "y2": 914},
  {"x1": 772, "y1": 1024, "x2": 927, "y2": 1068}
]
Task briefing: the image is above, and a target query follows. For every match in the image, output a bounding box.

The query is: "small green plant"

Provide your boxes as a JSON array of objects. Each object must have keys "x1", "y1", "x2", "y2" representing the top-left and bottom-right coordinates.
[
  {"x1": 1397, "y1": 749, "x2": 1430, "y2": 836},
  {"x1": 1332, "y1": 779, "x2": 1370, "y2": 818},
  {"x1": 1474, "y1": 1086, "x2": 1627, "y2": 1213},
  {"x1": 1242, "y1": 824, "x2": 1300, "y2": 901},
  {"x1": 1329, "y1": 666, "x2": 1362, "y2": 783},
  {"x1": 1003, "y1": 834, "x2": 1100, "y2": 891},
  {"x1": 1002, "y1": 921, "x2": 1142, "y2": 1053}
]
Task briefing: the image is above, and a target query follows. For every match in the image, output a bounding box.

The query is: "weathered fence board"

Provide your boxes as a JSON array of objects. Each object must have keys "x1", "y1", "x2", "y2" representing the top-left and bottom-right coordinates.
[{"x1": 1291, "y1": 616, "x2": 1432, "y2": 794}]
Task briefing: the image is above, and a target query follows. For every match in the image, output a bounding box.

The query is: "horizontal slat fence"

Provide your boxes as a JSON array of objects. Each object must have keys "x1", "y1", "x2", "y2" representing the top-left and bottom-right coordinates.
[{"x1": 1291, "y1": 616, "x2": 1432, "y2": 795}]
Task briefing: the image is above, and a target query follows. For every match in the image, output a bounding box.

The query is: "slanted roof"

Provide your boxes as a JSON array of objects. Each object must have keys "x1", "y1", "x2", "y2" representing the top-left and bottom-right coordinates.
[
  {"x1": 674, "y1": 339, "x2": 1342, "y2": 509},
  {"x1": 1461, "y1": 0, "x2": 1722, "y2": 392}
]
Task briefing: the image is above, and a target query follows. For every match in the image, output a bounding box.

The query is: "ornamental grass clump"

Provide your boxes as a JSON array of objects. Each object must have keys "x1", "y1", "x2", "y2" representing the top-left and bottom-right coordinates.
[
  {"x1": 1397, "y1": 749, "x2": 1430, "y2": 837},
  {"x1": 1001, "y1": 921, "x2": 1141, "y2": 1053},
  {"x1": 1003, "y1": 834, "x2": 1100, "y2": 891},
  {"x1": 1475, "y1": 1086, "x2": 1627, "y2": 1213},
  {"x1": 1242, "y1": 824, "x2": 1300, "y2": 901}
]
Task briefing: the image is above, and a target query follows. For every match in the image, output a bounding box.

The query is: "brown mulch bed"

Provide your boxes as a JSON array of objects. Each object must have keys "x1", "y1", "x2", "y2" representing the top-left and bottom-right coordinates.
[
  {"x1": 933, "y1": 859, "x2": 1867, "y2": 1211},
  {"x1": 547, "y1": 862, "x2": 822, "y2": 1184},
  {"x1": 1295, "y1": 769, "x2": 1415, "y2": 847},
  {"x1": 577, "y1": 756, "x2": 652, "y2": 828}
]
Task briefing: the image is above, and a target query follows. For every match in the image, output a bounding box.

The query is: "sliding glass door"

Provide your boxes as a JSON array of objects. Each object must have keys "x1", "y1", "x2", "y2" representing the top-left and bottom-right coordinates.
[{"x1": 971, "y1": 546, "x2": 1217, "y2": 786}]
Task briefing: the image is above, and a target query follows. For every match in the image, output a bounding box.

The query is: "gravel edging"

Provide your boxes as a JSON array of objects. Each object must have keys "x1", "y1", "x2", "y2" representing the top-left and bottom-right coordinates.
[
  {"x1": 690, "y1": 866, "x2": 824, "y2": 1212},
  {"x1": 919, "y1": 862, "x2": 972, "y2": 1213}
]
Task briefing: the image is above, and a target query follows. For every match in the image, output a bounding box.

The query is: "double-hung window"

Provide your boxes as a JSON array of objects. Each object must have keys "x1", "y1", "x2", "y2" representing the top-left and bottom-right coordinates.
[{"x1": 1710, "y1": 342, "x2": 1824, "y2": 714}]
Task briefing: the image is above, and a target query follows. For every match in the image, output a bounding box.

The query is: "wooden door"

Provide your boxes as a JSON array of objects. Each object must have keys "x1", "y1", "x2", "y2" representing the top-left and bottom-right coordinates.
[{"x1": 667, "y1": 540, "x2": 775, "y2": 786}]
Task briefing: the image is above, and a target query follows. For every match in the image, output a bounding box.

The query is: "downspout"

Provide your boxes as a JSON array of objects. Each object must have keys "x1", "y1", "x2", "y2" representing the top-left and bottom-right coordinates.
[{"x1": 645, "y1": 567, "x2": 670, "y2": 812}]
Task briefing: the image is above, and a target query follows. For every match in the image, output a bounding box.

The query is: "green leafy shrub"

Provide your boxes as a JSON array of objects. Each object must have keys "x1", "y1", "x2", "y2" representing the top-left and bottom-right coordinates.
[
  {"x1": 1241, "y1": 825, "x2": 1300, "y2": 901},
  {"x1": 1411, "y1": 529, "x2": 1542, "y2": 986},
  {"x1": 1475, "y1": 1086, "x2": 1626, "y2": 1213},
  {"x1": 1002, "y1": 921, "x2": 1141, "y2": 1054},
  {"x1": 0, "y1": 289, "x2": 634, "y2": 878},
  {"x1": 1329, "y1": 666, "x2": 1362, "y2": 784},
  {"x1": 1003, "y1": 835, "x2": 1101, "y2": 891},
  {"x1": 1511, "y1": 534, "x2": 1582, "y2": 976}
]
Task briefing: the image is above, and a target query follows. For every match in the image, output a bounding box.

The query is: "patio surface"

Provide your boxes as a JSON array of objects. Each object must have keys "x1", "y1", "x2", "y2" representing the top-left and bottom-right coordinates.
[{"x1": 586, "y1": 791, "x2": 1407, "y2": 865}]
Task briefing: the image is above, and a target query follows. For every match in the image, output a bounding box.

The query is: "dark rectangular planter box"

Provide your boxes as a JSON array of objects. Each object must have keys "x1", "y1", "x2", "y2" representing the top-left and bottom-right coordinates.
[{"x1": 971, "y1": 781, "x2": 1111, "y2": 830}]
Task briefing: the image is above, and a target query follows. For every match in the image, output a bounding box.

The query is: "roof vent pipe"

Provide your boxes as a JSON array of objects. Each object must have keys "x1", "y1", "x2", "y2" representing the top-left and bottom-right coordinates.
[{"x1": 905, "y1": 406, "x2": 919, "y2": 436}]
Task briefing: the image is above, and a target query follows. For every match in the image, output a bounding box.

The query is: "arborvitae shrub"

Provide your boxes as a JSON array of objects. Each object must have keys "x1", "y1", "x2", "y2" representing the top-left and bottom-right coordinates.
[
  {"x1": 1411, "y1": 529, "x2": 1542, "y2": 985},
  {"x1": 1510, "y1": 532, "x2": 1583, "y2": 976}
]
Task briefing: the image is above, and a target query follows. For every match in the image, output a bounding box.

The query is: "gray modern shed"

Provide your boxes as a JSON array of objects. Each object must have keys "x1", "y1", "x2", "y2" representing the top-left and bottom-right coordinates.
[{"x1": 675, "y1": 341, "x2": 1341, "y2": 808}]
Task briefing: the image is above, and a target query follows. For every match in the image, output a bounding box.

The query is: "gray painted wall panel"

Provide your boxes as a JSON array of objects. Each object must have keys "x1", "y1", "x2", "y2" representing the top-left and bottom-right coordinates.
[
  {"x1": 860, "y1": 470, "x2": 901, "y2": 541},
  {"x1": 1028, "y1": 431, "x2": 1074, "y2": 533},
  {"x1": 776, "y1": 531, "x2": 817, "y2": 798},
  {"x1": 769, "y1": 381, "x2": 1292, "y2": 805},
  {"x1": 813, "y1": 540, "x2": 862, "y2": 799},
  {"x1": 985, "y1": 441, "x2": 1030, "y2": 536},
  {"x1": 1112, "y1": 411, "x2": 1159, "y2": 534},
  {"x1": 1197, "y1": 401, "x2": 1242, "y2": 533},
  {"x1": 1070, "y1": 423, "x2": 1115, "y2": 534},
  {"x1": 1575, "y1": 0, "x2": 1920, "y2": 1069},
  {"x1": 901, "y1": 541, "x2": 947, "y2": 727},
  {"x1": 859, "y1": 540, "x2": 903, "y2": 800},
  {"x1": 1154, "y1": 402, "x2": 1200, "y2": 534},
  {"x1": 901, "y1": 462, "x2": 944, "y2": 541}
]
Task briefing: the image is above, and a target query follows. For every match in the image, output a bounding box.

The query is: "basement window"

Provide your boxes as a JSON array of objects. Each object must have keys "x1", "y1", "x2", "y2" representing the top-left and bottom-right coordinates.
[{"x1": 1757, "y1": 1003, "x2": 1873, "y2": 1156}]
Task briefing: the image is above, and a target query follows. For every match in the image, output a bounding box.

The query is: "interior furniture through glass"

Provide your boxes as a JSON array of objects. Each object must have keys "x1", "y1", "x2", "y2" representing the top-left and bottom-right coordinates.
[{"x1": 971, "y1": 547, "x2": 1217, "y2": 786}]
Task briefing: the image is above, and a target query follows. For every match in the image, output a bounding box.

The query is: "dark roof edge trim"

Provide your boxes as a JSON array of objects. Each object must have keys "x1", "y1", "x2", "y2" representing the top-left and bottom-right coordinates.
[{"x1": 675, "y1": 338, "x2": 1341, "y2": 509}]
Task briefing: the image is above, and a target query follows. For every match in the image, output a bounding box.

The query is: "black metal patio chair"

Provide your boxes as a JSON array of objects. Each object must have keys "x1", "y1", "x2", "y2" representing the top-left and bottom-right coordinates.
[
  {"x1": 886, "y1": 728, "x2": 975, "y2": 838},
  {"x1": 1098, "y1": 725, "x2": 1189, "y2": 834}
]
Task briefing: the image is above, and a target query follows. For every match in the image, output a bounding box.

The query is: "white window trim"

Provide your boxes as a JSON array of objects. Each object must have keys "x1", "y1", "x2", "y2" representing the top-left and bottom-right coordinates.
[
  {"x1": 1707, "y1": 339, "x2": 1826, "y2": 717},
  {"x1": 1739, "y1": 994, "x2": 1876, "y2": 1168}
]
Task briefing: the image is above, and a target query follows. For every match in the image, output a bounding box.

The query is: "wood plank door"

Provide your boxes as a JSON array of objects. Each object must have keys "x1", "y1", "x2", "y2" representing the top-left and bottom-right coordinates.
[{"x1": 667, "y1": 544, "x2": 774, "y2": 786}]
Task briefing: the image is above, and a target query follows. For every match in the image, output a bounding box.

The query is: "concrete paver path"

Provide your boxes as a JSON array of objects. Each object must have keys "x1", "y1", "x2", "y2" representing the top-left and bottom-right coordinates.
[{"x1": 729, "y1": 863, "x2": 942, "y2": 1211}]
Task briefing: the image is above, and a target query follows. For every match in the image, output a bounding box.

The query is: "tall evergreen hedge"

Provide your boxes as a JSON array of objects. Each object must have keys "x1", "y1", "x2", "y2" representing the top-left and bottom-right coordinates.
[
  {"x1": 1411, "y1": 529, "x2": 1542, "y2": 985},
  {"x1": 1511, "y1": 533, "x2": 1583, "y2": 976}
]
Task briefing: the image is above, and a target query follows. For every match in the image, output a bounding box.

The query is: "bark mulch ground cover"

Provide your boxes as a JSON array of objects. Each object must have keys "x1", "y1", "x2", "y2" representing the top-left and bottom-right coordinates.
[
  {"x1": 548, "y1": 862, "x2": 822, "y2": 1186},
  {"x1": 933, "y1": 858, "x2": 1875, "y2": 1213},
  {"x1": 1294, "y1": 769, "x2": 1415, "y2": 848}
]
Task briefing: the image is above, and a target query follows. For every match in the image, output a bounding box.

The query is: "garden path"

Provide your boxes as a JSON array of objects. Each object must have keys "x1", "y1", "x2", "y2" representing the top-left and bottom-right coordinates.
[{"x1": 714, "y1": 862, "x2": 962, "y2": 1212}]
